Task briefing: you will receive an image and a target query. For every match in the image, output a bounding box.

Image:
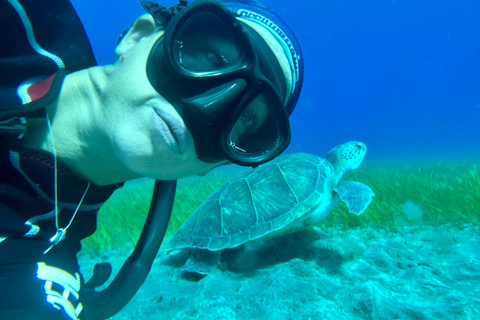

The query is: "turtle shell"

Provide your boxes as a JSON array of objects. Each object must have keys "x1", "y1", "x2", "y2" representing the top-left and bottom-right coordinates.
[{"x1": 165, "y1": 153, "x2": 335, "y2": 251}]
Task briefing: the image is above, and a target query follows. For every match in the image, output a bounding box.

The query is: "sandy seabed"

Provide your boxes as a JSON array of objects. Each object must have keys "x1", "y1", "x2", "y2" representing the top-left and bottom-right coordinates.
[{"x1": 79, "y1": 224, "x2": 480, "y2": 320}]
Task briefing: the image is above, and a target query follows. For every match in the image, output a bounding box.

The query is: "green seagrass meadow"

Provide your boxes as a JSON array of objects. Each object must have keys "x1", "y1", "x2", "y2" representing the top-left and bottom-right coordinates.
[{"x1": 82, "y1": 161, "x2": 480, "y2": 253}]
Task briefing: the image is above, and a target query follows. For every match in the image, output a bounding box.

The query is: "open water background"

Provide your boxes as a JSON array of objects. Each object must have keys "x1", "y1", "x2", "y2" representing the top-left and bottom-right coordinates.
[{"x1": 71, "y1": 0, "x2": 480, "y2": 163}]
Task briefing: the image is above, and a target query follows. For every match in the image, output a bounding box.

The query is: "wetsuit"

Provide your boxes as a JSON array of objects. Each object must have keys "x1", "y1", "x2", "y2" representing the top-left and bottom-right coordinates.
[{"x1": 0, "y1": 1, "x2": 122, "y2": 319}]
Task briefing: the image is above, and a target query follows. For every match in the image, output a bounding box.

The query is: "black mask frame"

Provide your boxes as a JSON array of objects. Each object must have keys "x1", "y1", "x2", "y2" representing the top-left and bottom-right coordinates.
[{"x1": 145, "y1": 0, "x2": 291, "y2": 167}]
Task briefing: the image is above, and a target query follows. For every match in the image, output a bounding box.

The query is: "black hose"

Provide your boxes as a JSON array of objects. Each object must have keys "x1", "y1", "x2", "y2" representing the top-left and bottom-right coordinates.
[{"x1": 81, "y1": 179, "x2": 177, "y2": 320}]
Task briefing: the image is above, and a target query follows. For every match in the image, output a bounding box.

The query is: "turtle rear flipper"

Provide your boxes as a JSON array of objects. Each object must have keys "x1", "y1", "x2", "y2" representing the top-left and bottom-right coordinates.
[
  {"x1": 183, "y1": 249, "x2": 221, "y2": 275},
  {"x1": 334, "y1": 181, "x2": 375, "y2": 216}
]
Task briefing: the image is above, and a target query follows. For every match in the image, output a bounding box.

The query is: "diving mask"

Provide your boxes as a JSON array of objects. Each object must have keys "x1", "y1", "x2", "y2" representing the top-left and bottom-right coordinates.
[{"x1": 143, "y1": 0, "x2": 296, "y2": 167}]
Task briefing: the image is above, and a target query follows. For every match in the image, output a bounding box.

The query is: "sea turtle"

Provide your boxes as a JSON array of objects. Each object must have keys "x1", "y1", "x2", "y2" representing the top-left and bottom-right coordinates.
[{"x1": 165, "y1": 141, "x2": 375, "y2": 274}]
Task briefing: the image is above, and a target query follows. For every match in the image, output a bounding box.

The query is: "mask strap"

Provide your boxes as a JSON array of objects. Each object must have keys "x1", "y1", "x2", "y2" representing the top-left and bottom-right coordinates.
[{"x1": 141, "y1": 0, "x2": 188, "y2": 28}]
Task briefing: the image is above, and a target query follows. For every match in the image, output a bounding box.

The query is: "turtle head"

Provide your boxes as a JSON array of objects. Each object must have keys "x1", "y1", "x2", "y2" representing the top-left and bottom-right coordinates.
[{"x1": 326, "y1": 141, "x2": 367, "y2": 179}]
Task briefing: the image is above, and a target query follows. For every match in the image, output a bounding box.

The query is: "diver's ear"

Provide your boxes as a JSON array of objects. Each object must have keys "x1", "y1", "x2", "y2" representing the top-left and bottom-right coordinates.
[{"x1": 115, "y1": 14, "x2": 158, "y2": 57}]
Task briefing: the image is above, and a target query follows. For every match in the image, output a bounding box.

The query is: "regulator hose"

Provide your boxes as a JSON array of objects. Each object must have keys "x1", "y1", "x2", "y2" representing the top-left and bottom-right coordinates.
[{"x1": 82, "y1": 179, "x2": 177, "y2": 320}]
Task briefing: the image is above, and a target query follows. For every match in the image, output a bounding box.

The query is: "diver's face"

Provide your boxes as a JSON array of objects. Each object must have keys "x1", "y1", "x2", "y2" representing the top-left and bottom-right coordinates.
[{"x1": 102, "y1": 29, "x2": 226, "y2": 180}]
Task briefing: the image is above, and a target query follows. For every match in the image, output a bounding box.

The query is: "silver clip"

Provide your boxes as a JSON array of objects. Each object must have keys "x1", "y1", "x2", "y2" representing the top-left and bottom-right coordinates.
[{"x1": 43, "y1": 228, "x2": 66, "y2": 254}]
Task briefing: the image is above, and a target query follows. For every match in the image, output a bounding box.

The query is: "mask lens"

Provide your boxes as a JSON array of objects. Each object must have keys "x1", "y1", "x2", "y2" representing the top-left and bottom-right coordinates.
[
  {"x1": 227, "y1": 94, "x2": 288, "y2": 158},
  {"x1": 151, "y1": 0, "x2": 292, "y2": 166},
  {"x1": 169, "y1": 10, "x2": 250, "y2": 75}
]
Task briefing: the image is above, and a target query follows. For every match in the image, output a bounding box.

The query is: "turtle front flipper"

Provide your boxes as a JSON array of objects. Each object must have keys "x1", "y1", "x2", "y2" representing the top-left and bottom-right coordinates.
[{"x1": 334, "y1": 181, "x2": 375, "y2": 216}]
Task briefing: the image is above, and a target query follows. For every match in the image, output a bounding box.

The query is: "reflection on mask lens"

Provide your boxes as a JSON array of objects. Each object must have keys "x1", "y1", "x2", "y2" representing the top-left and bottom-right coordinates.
[
  {"x1": 173, "y1": 11, "x2": 244, "y2": 73},
  {"x1": 229, "y1": 94, "x2": 280, "y2": 154}
]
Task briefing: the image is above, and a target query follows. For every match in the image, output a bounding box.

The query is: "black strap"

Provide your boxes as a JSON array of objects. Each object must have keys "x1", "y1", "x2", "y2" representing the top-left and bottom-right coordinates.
[{"x1": 141, "y1": 0, "x2": 188, "y2": 28}]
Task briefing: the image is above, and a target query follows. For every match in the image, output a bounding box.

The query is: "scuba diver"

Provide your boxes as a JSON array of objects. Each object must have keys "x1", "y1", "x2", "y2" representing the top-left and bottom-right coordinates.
[{"x1": 0, "y1": 0, "x2": 304, "y2": 319}]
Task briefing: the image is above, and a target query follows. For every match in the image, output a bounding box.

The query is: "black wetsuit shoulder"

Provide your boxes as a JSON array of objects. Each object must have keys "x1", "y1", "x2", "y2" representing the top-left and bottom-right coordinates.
[{"x1": 0, "y1": 0, "x2": 117, "y2": 262}]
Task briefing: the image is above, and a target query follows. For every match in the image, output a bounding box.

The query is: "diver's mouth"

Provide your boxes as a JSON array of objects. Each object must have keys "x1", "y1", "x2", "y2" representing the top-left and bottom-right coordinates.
[{"x1": 152, "y1": 107, "x2": 189, "y2": 154}]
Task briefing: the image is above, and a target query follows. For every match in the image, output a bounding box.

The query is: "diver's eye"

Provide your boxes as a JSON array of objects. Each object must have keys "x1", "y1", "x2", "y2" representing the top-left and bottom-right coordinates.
[
  {"x1": 240, "y1": 110, "x2": 258, "y2": 131},
  {"x1": 205, "y1": 47, "x2": 228, "y2": 69},
  {"x1": 241, "y1": 111, "x2": 253, "y2": 125}
]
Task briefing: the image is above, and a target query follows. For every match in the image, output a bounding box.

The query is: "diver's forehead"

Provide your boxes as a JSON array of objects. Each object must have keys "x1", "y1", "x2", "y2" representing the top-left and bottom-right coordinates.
[{"x1": 237, "y1": 17, "x2": 292, "y2": 105}]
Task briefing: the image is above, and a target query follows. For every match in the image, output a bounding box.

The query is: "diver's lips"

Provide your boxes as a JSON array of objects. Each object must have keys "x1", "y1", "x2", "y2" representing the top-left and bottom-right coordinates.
[{"x1": 152, "y1": 108, "x2": 189, "y2": 154}]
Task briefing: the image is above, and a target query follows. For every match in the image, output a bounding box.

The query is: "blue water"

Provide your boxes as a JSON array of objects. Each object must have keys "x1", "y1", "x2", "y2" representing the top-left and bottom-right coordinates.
[
  {"x1": 71, "y1": 0, "x2": 480, "y2": 162},
  {"x1": 65, "y1": 3, "x2": 479, "y2": 319}
]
